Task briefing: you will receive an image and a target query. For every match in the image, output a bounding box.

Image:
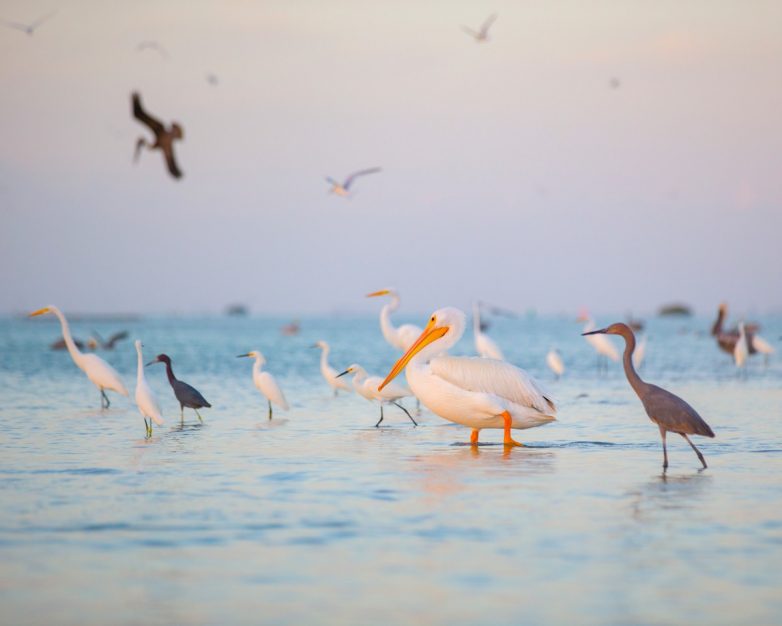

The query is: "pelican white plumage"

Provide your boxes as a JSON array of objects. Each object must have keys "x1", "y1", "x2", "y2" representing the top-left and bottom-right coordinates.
[
  {"x1": 367, "y1": 288, "x2": 422, "y2": 351},
  {"x1": 325, "y1": 167, "x2": 381, "y2": 197},
  {"x1": 633, "y1": 335, "x2": 647, "y2": 369},
  {"x1": 734, "y1": 323, "x2": 748, "y2": 370},
  {"x1": 237, "y1": 350, "x2": 289, "y2": 419},
  {"x1": 379, "y1": 307, "x2": 556, "y2": 446},
  {"x1": 337, "y1": 364, "x2": 417, "y2": 427},
  {"x1": 30, "y1": 305, "x2": 129, "y2": 407},
  {"x1": 134, "y1": 340, "x2": 163, "y2": 437},
  {"x1": 582, "y1": 319, "x2": 620, "y2": 369},
  {"x1": 312, "y1": 340, "x2": 351, "y2": 396},
  {"x1": 473, "y1": 301, "x2": 504, "y2": 360},
  {"x1": 546, "y1": 348, "x2": 565, "y2": 379}
]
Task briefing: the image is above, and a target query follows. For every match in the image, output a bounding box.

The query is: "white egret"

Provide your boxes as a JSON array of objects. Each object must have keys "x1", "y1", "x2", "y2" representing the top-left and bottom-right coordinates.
[
  {"x1": 546, "y1": 348, "x2": 565, "y2": 379},
  {"x1": 30, "y1": 306, "x2": 128, "y2": 408},
  {"x1": 473, "y1": 301, "x2": 504, "y2": 360},
  {"x1": 237, "y1": 351, "x2": 289, "y2": 419},
  {"x1": 734, "y1": 323, "x2": 748, "y2": 371},
  {"x1": 751, "y1": 334, "x2": 774, "y2": 365},
  {"x1": 134, "y1": 340, "x2": 163, "y2": 437},
  {"x1": 582, "y1": 319, "x2": 620, "y2": 370},
  {"x1": 633, "y1": 335, "x2": 647, "y2": 369},
  {"x1": 379, "y1": 308, "x2": 556, "y2": 446},
  {"x1": 367, "y1": 288, "x2": 422, "y2": 351},
  {"x1": 337, "y1": 364, "x2": 417, "y2": 427},
  {"x1": 312, "y1": 340, "x2": 351, "y2": 396}
]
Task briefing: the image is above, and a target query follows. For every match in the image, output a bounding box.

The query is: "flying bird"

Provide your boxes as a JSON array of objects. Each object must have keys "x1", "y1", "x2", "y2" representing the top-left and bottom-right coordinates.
[
  {"x1": 136, "y1": 41, "x2": 169, "y2": 59},
  {"x1": 337, "y1": 364, "x2": 416, "y2": 427},
  {"x1": 583, "y1": 323, "x2": 714, "y2": 469},
  {"x1": 87, "y1": 330, "x2": 129, "y2": 351},
  {"x1": 132, "y1": 92, "x2": 184, "y2": 179},
  {"x1": 0, "y1": 11, "x2": 56, "y2": 36},
  {"x1": 147, "y1": 354, "x2": 211, "y2": 422},
  {"x1": 325, "y1": 168, "x2": 381, "y2": 197},
  {"x1": 312, "y1": 341, "x2": 351, "y2": 396},
  {"x1": 461, "y1": 13, "x2": 497, "y2": 43},
  {"x1": 366, "y1": 288, "x2": 422, "y2": 351},
  {"x1": 237, "y1": 351, "x2": 289, "y2": 419}
]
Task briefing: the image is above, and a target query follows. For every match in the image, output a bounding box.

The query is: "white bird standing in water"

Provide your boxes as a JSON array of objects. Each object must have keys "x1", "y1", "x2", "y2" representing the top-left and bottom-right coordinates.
[
  {"x1": 312, "y1": 340, "x2": 351, "y2": 396},
  {"x1": 337, "y1": 364, "x2": 417, "y2": 427},
  {"x1": 367, "y1": 288, "x2": 422, "y2": 351},
  {"x1": 29, "y1": 306, "x2": 128, "y2": 408},
  {"x1": 237, "y1": 350, "x2": 289, "y2": 419},
  {"x1": 380, "y1": 308, "x2": 556, "y2": 446},
  {"x1": 734, "y1": 322, "x2": 748, "y2": 371},
  {"x1": 134, "y1": 340, "x2": 163, "y2": 437},
  {"x1": 546, "y1": 348, "x2": 565, "y2": 379},
  {"x1": 633, "y1": 335, "x2": 647, "y2": 369},
  {"x1": 473, "y1": 301, "x2": 504, "y2": 360},
  {"x1": 582, "y1": 318, "x2": 620, "y2": 370}
]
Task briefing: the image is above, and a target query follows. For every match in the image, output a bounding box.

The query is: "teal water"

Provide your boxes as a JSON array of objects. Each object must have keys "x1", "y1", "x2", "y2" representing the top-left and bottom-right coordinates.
[{"x1": 1, "y1": 313, "x2": 781, "y2": 625}]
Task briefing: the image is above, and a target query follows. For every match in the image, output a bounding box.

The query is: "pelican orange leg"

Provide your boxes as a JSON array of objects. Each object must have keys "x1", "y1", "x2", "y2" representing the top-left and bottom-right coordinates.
[
  {"x1": 470, "y1": 429, "x2": 479, "y2": 445},
  {"x1": 502, "y1": 411, "x2": 524, "y2": 447}
]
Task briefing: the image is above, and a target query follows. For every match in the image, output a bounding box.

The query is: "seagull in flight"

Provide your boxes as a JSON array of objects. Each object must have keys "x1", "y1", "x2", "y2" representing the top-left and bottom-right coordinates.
[
  {"x1": 325, "y1": 167, "x2": 381, "y2": 197},
  {"x1": 1, "y1": 10, "x2": 57, "y2": 36},
  {"x1": 136, "y1": 40, "x2": 169, "y2": 59},
  {"x1": 131, "y1": 92, "x2": 185, "y2": 180},
  {"x1": 461, "y1": 13, "x2": 497, "y2": 43}
]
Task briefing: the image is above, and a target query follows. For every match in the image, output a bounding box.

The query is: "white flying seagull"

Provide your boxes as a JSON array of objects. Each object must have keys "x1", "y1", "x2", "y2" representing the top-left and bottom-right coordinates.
[
  {"x1": 1, "y1": 11, "x2": 56, "y2": 36},
  {"x1": 325, "y1": 167, "x2": 381, "y2": 197},
  {"x1": 461, "y1": 13, "x2": 497, "y2": 43}
]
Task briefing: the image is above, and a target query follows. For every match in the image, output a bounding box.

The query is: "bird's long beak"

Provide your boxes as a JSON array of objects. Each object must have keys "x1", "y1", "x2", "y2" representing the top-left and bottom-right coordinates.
[
  {"x1": 310, "y1": 344, "x2": 319, "y2": 349},
  {"x1": 379, "y1": 318, "x2": 448, "y2": 391},
  {"x1": 336, "y1": 369, "x2": 351, "y2": 378},
  {"x1": 29, "y1": 307, "x2": 50, "y2": 317},
  {"x1": 366, "y1": 289, "x2": 390, "y2": 298},
  {"x1": 145, "y1": 359, "x2": 158, "y2": 367},
  {"x1": 582, "y1": 328, "x2": 608, "y2": 336},
  {"x1": 237, "y1": 353, "x2": 251, "y2": 358}
]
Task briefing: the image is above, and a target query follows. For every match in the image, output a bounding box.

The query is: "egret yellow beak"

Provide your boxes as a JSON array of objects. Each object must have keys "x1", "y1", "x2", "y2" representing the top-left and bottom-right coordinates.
[
  {"x1": 29, "y1": 307, "x2": 51, "y2": 317},
  {"x1": 378, "y1": 317, "x2": 448, "y2": 391},
  {"x1": 366, "y1": 289, "x2": 390, "y2": 298}
]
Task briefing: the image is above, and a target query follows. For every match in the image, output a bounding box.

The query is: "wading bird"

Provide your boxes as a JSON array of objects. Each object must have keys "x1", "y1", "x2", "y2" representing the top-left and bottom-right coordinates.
[
  {"x1": 379, "y1": 308, "x2": 556, "y2": 446},
  {"x1": 147, "y1": 354, "x2": 211, "y2": 422},
  {"x1": 473, "y1": 301, "x2": 504, "y2": 360},
  {"x1": 582, "y1": 318, "x2": 619, "y2": 370},
  {"x1": 367, "y1": 288, "x2": 422, "y2": 351},
  {"x1": 30, "y1": 306, "x2": 128, "y2": 408},
  {"x1": 583, "y1": 323, "x2": 714, "y2": 469},
  {"x1": 134, "y1": 341, "x2": 163, "y2": 437},
  {"x1": 460, "y1": 13, "x2": 497, "y2": 43},
  {"x1": 237, "y1": 351, "x2": 288, "y2": 419},
  {"x1": 633, "y1": 335, "x2": 647, "y2": 369},
  {"x1": 1, "y1": 11, "x2": 56, "y2": 36},
  {"x1": 337, "y1": 364, "x2": 417, "y2": 427},
  {"x1": 546, "y1": 348, "x2": 564, "y2": 379},
  {"x1": 312, "y1": 341, "x2": 351, "y2": 396},
  {"x1": 132, "y1": 92, "x2": 184, "y2": 179},
  {"x1": 325, "y1": 167, "x2": 381, "y2": 197},
  {"x1": 711, "y1": 303, "x2": 764, "y2": 356},
  {"x1": 734, "y1": 322, "x2": 748, "y2": 371}
]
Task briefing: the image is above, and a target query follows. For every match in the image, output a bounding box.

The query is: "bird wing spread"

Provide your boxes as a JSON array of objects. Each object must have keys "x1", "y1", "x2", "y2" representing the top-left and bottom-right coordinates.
[
  {"x1": 642, "y1": 385, "x2": 714, "y2": 437},
  {"x1": 343, "y1": 167, "x2": 381, "y2": 189},
  {"x1": 480, "y1": 13, "x2": 497, "y2": 35},
  {"x1": 162, "y1": 144, "x2": 183, "y2": 179},
  {"x1": 132, "y1": 92, "x2": 165, "y2": 136},
  {"x1": 431, "y1": 356, "x2": 555, "y2": 414}
]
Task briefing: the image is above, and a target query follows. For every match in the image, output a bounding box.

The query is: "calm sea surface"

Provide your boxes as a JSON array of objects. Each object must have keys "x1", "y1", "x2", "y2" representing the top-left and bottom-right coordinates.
[{"x1": 1, "y1": 313, "x2": 781, "y2": 625}]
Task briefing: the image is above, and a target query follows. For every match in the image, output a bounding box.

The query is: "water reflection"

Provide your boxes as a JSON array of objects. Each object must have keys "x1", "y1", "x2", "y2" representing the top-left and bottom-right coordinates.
[{"x1": 628, "y1": 472, "x2": 713, "y2": 521}]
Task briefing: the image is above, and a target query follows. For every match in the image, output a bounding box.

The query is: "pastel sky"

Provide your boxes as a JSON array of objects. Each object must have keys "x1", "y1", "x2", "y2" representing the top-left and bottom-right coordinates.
[{"x1": 1, "y1": 0, "x2": 780, "y2": 316}]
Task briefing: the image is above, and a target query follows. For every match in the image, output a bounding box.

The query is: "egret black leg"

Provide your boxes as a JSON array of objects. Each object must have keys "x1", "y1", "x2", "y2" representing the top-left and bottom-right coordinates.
[
  {"x1": 392, "y1": 401, "x2": 418, "y2": 426},
  {"x1": 268, "y1": 400, "x2": 273, "y2": 420},
  {"x1": 101, "y1": 389, "x2": 110, "y2": 408},
  {"x1": 660, "y1": 427, "x2": 668, "y2": 470},
  {"x1": 682, "y1": 434, "x2": 707, "y2": 469},
  {"x1": 375, "y1": 405, "x2": 384, "y2": 428}
]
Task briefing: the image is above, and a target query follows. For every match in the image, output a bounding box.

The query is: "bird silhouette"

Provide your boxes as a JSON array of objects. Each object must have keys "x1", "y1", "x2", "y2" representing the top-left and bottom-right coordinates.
[
  {"x1": 131, "y1": 92, "x2": 184, "y2": 179},
  {"x1": 1, "y1": 11, "x2": 56, "y2": 36}
]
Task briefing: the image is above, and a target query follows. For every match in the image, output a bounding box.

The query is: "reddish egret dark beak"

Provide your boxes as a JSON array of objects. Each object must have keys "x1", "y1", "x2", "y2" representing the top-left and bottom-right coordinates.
[
  {"x1": 145, "y1": 359, "x2": 158, "y2": 367},
  {"x1": 582, "y1": 328, "x2": 608, "y2": 336}
]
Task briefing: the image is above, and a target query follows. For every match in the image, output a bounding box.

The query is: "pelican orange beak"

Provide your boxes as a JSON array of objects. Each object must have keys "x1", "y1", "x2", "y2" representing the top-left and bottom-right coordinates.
[
  {"x1": 29, "y1": 307, "x2": 51, "y2": 317},
  {"x1": 366, "y1": 289, "x2": 390, "y2": 298},
  {"x1": 378, "y1": 317, "x2": 448, "y2": 391}
]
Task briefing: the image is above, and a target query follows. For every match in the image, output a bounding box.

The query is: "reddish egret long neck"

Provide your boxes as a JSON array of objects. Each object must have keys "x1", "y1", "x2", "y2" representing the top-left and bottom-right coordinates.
[
  {"x1": 159, "y1": 357, "x2": 177, "y2": 385},
  {"x1": 616, "y1": 325, "x2": 648, "y2": 398},
  {"x1": 711, "y1": 307, "x2": 726, "y2": 337}
]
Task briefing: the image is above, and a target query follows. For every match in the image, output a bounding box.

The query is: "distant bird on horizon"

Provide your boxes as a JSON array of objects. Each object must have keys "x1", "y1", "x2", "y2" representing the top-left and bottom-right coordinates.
[
  {"x1": 473, "y1": 301, "x2": 504, "y2": 360},
  {"x1": 0, "y1": 10, "x2": 56, "y2": 36},
  {"x1": 325, "y1": 168, "x2": 381, "y2": 197},
  {"x1": 583, "y1": 323, "x2": 714, "y2": 470},
  {"x1": 711, "y1": 302, "x2": 771, "y2": 359},
  {"x1": 147, "y1": 354, "x2": 211, "y2": 422},
  {"x1": 205, "y1": 73, "x2": 219, "y2": 86},
  {"x1": 136, "y1": 40, "x2": 168, "y2": 59},
  {"x1": 237, "y1": 351, "x2": 289, "y2": 419},
  {"x1": 461, "y1": 13, "x2": 497, "y2": 43},
  {"x1": 87, "y1": 330, "x2": 129, "y2": 351},
  {"x1": 132, "y1": 92, "x2": 184, "y2": 179},
  {"x1": 609, "y1": 77, "x2": 622, "y2": 90},
  {"x1": 281, "y1": 320, "x2": 300, "y2": 336}
]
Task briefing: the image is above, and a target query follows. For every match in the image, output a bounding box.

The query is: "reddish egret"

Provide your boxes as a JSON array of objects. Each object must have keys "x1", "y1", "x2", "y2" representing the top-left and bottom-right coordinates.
[
  {"x1": 461, "y1": 13, "x2": 497, "y2": 43},
  {"x1": 325, "y1": 167, "x2": 381, "y2": 197},
  {"x1": 132, "y1": 92, "x2": 184, "y2": 179},
  {"x1": 583, "y1": 323, "x2": 714, "y2": 470},
  {"x1": 336, "y1": 364, "x2": 417, "y2": 427},
  {"x1": 147, "y1": 354, "x2": 211, "y2": 422},
  {"x1": 237, "y1": 351, "x2": 288, "y2": 419}
]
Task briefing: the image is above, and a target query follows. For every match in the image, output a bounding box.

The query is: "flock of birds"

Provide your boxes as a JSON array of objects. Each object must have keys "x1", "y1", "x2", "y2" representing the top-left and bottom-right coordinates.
[{"x1": 28, "y1": 294, "x2": 772, "y2": 471}]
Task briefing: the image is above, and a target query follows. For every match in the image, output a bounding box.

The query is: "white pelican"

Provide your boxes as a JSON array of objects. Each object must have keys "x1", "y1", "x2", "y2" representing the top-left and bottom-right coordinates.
[
  {"x1": 473, "y1": 301, "x2": 504, "y2": 360},
  {"x1": 237, "y1": 350, "x2": 289, "y2": 419},
  {"x1": 582, "y1": 319, "x2": 619, "y2": 370},
  {"x1": 367, "y1": 288, "x2": 422, "y2": 351},
  {"x1": 312, "y1": 340, "x2": 351, "y2": 396},
  {"x1": 546, "y1": 348, "x2": 565, "y2": 379},
  {"x1": 336, "y1": 364, "x2": 417, "y2": 427},
  {"x1": 325, "y1": 167, "x2": 381, "y2": 197},
  {"x1": 633, "y1": 335, "x2": 647, "y2": 369},
  {"x1": 134, "y1": 340, "x2": 163, "y2": 437},
  {"x1": 379, "y1": 308, "x2": 556, "y2": 446},
  {"x1": 734, "y1": 323, "x2": 748, "y2": 370},
  {"x1": 460, "y1": 13, "x2": 497, "y2": 43},
  {"x1": 30, "y1": 306, "x2": 128, "y2": 408}
]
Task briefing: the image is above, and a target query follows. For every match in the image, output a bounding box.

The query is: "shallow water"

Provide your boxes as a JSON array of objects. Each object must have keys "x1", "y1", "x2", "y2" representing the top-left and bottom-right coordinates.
[{"x1": 1, "y1": 313, "x2": 781, "y2": 625}]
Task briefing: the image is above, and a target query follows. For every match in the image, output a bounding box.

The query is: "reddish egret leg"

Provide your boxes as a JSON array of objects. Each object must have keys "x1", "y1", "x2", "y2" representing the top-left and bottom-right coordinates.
[
  {"x1": 470, "y1": 429, "x2": 479, "y2": 445},
  {"x1": 681, "y1": 433, "x2": 707, "y2": 469},
  {"x1": 180, "y1": 406, "x2": 185, "y2": 422},
  {"x1": 268, "y1": 400, "x2": 273, "y2": 420},
  {"x1": 375, "y1": 405, "x2": 384, "y2": 428},
  {"x1": 659, "y1": 426, "x2": 668, "y2": 470},
  {"x1": 392, "y1": 401, "x2": 418, "y2": 426},
  {"x1": 502, "y1": 411, "x2": 523, "y2": 447}
]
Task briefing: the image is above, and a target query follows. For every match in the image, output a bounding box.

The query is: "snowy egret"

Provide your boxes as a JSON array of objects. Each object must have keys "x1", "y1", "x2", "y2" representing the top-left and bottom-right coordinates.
[
  {"x1": 312, "y1": 341, "x2": 351, "y2": 396},
  {"x1": 367, "y1": 288, "x2": 422, "y2": 351},
  {"x1": 734, "y1": 323, "x2": 748, "y2": 371},
  {"x1": 134, "y1": 341, "x2": 163, "y2": 437},
  {"x1": 379, "y1": 308, "x2": 556, "y2": 446},
  {"x1": 582, "y1": 319, "x2": 619, "y2": 370},
  {"x1": 583, "y1": 324, "x2": 714, "y2": 469},
  {"x1": 461, "y1": 13, "x2": 497, "y2": 43},
  {"x1": 237, "y1": 351, "x2": 289, "y2": 419},
  {"x1": 473, "y1": 302, "x2": 504, "y2": 360},
  {"x1": 132, "y1": 92, "x2": 184, "y2": 179},
  {"x1": 325, "y1": 167, "x2": 381, "y2": 197},
  {"x1": 30, "y1": 306, "x2": 128, "y2": 408},
  {"x1": 546, "y1": 348, "x2": 565, "y2": 379},
  {"x1": 633, "y1": 335, "x2": 647, "y2": 369},
  {"x1": 336, "y1": 364, "x2": 417, "y2": 427},
  {"x1": 1, "y1": 10, "x2": 56, "y2": 36},
  {"x1": 147, "y1": 354, "x2": 211, "y2": 422}
]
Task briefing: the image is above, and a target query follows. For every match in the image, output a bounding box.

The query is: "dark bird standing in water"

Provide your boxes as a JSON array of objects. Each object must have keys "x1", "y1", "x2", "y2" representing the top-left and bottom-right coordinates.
[
  {"x1": 131, "y1": 92, "x2": 184, "y2": 179},
  {"x1": 711, "y1": 302, "x2": 758, "y2": 355},
  {"x1": 583, "y1": 323, "x2": 715, "y2": 470},
  {"x1": 147, "y1": 354, "x2": 210, "y2": 421}
]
